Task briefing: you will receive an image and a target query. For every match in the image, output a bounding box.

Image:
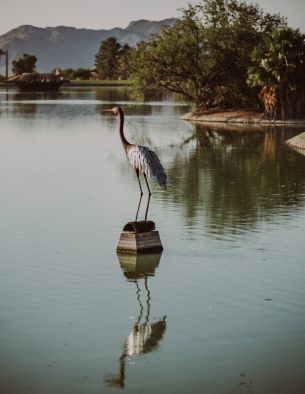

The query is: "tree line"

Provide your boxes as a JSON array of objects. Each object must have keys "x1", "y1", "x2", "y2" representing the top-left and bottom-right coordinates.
[
  {"x1": 6, "y1": 37, "x2": 133, "y2": 81},
  {"x1": 54, "y1": 39, "x2": 133, "y2": 80},
  {"x1": 128, "y1": 0, "x2": 305, "y2": 119},
  {"x1": 94, "y1": 0, "x2": 305, "y2": 119},
  {"x1": 5, "y1": 0, "x2": 305, "y2": 119}
]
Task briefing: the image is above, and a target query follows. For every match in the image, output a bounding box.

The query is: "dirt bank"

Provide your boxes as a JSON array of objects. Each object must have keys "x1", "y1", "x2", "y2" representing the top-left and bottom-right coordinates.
[{"x1": 182, "y1": 109, "x2": 305, "y2": 125}]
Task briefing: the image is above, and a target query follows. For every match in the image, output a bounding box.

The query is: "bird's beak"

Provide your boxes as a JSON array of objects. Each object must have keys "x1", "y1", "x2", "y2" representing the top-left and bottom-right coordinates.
[{"x1": 100, "y1": 109, "x2": 113, "y2": 112}]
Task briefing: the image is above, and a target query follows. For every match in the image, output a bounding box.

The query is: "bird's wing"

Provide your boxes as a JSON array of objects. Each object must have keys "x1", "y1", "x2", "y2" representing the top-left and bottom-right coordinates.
[{"x1": 127, "y1": 145, "x2": 167, "y2": 188}]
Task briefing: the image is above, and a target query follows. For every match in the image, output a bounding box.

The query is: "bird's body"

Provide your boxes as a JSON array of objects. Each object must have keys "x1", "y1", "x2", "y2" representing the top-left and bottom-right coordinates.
[
  {"x1": 126, "y1": 145, "x2": 167, "y2": 189},
  {"x1": 103, "y1": 106, "x2": 167, "y2": 221}
]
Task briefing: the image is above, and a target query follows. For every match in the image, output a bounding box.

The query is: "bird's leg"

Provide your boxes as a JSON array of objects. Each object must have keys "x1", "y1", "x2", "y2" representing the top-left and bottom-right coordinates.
[
  {"x1": 144, "y1": 174, "x2": 151, "y2": 222},
  {"x1": 135, "y1": 169, "x2": 143, "y2": 222},
  {"x1": 135, "y1": 279, "x2": 144, "y2": 325},
  {"x1": 144, "y1": 276, "x2": 151, "y2": 325}
]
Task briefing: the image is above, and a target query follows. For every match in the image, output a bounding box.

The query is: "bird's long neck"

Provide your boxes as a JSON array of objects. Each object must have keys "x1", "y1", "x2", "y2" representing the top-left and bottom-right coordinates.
[{"x1": 118, "y1": 107, "x2": 130, "y2": 150}]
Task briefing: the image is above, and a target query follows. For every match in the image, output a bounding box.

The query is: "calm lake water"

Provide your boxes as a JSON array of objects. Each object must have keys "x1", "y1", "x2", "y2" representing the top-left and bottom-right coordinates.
[{"x1": 1, "y1": 87, "x2": 305, "y2": 394}]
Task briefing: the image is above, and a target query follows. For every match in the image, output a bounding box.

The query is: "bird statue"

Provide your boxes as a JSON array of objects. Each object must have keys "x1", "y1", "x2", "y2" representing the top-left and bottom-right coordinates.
[{"x1": 102, "y1": 106, "x2": 167, "y2": 222}]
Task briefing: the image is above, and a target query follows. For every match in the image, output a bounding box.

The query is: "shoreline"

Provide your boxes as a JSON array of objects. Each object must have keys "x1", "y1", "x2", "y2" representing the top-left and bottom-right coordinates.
[
  {"x1": 182, "y1": 109, "x2": 305, "y2": 125},
  {"x1": 1, "y1": 86, "x2": 305, "y2": 128},
  {"x1": 0, "y1": 80, "x2": 131, "y2": 89}
]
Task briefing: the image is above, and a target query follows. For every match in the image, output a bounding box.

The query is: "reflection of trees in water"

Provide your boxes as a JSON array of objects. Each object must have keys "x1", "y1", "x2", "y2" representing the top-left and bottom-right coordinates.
[
  {"x1": 8, "y1": 91, "x2": 63, "y2": 116},
  {"x1": 104, "y1": 253, "x2": 166, "y2": 389},
  {"x1": 94, "y1": 87, "x2": 132, "y2": 103},
  {"x1": 12, "y1": 91, "x2": 62, "y2": 101},
  {"x1": 166, "y1": 124, "x2": 305, "y2": 233},
  {"x1": 11, "y1": 103, "x2": 37, "y2": 116},
  {"x1": 95, "y1": 87, "x2": 189, "y2": 120}
]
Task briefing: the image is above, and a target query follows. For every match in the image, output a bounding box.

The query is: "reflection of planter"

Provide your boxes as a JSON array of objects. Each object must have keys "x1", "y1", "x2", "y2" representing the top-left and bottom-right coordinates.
[
  {"x1": 12, "y1": 73, "x2": 68, "y2": 91},
  {"x1": 117, "y1": 251, "x2": 162, "y2": 279}
]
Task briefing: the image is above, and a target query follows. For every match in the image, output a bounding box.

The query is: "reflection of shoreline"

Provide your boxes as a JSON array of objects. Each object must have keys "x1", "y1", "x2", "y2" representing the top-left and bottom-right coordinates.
[
  {"x1": 104, "y1": 252, "x2": 166, "y2": 389},
  {"x1": 12, "y1": 91, "x2": 62, "y2": 101},
  {"x1": 5, "y1": 91, "x2": 64, "y2": 116}
]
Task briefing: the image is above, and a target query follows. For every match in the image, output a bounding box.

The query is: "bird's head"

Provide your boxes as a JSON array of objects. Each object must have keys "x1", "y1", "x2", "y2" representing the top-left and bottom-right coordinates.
[
  {"x1": 110, "y1": 106, "x2": 120, "y2": 115},
  {"x1": 100, "y1": 106, "x2": 120, "y2": 115}
]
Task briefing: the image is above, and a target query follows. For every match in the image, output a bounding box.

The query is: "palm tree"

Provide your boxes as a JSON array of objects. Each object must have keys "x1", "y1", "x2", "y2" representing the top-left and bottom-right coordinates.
[{"x1": 248, "y1": 27, "x2": 305, "y2": 119}]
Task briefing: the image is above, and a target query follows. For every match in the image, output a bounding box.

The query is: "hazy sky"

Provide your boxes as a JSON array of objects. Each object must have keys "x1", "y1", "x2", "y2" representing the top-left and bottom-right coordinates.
[{"x1": 1, "y1": 0, "x2": 305, "y2": 36}]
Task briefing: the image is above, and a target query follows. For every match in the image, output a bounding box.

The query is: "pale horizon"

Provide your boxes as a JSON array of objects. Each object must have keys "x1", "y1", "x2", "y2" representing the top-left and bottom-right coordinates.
[{"x1": 1, "y1": 0, "x2": 305, "y2": 36}]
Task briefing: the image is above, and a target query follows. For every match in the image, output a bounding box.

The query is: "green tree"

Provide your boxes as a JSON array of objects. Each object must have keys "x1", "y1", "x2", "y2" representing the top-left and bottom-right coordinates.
[
  {"x1": 72, "y1": 67, "x2": 91, "y2": 79},
  {"x1": 248, "y1": 27, "x2": 305, "y2": 119},
  {"x1": 12, "y1": 53, "x2": 37, "y2": 75},
  {"x1": 130, "y1": 13, "x2": 209, "y2": 106},
  {"x1": 61, "y1": 68, "x2": 74, "y2": 79},
  {"x1": 130, "y1": 0, "x2": 285, "y2": 109},
  {"x1": 95, "y1": 37, "x2": 121, "y2": 79},
  {"x1": 117, "y1": 44, "x2": 133, "y2": 80},
  {"x1": 52, "y1": 67, "x2": 76, "y2": 79}
]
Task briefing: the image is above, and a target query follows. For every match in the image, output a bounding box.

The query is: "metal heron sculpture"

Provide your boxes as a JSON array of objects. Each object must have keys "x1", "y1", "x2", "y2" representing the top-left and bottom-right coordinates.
[{"x1": 102, "y1": 106, "x2": 167, "y2": 222}]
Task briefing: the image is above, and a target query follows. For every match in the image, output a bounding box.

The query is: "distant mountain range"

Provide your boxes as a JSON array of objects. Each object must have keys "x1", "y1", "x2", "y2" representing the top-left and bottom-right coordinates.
[{"x1": 0, "y1": 19, "x2": 176, "y2": 74}]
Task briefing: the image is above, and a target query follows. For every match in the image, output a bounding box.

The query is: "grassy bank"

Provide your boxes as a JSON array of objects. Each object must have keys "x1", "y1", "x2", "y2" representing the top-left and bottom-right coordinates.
[
  {"x1": 286, "y1": 132, "x2": 305, "y2": 153},
  {"x1": 0, "y1": 80, "x2": 132, "y2": 88},
  {"x1": 299, "y1": 133, "x2": 305, "y2": 141}
]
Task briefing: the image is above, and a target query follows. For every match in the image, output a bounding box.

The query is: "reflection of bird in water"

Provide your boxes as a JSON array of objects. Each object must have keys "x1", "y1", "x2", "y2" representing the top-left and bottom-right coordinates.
[
  {"x1": 104, "y1": 253, "x2": 167, "y2": 389},
  {"x1": 101, "y1": 106, "x2": 167, "y2": 221},
  {"x1": 125, "y1": 316, "x2": 167, "y2": 357}
]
